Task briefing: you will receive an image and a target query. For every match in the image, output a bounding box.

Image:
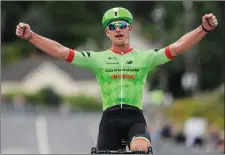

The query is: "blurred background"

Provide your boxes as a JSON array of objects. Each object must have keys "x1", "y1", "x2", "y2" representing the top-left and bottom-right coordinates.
[{"x1": 1, "y1": 1, "x2": 224, "y2": 154}]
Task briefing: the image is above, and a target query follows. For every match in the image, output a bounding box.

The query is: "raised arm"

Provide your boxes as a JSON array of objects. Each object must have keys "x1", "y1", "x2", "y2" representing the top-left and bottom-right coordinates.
[
  {"x1": 169, "y1": 13, "x2": 218, "y2": 56},
  {"x1": 146, "y1": 13, "x2": 218, "y2": 68},
  {"x1": 16, "y1": 22, "x2": 72, "y2": 61}
]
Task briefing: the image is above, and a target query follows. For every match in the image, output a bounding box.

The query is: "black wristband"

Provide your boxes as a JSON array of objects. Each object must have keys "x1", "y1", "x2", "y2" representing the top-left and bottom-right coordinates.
[{"x1": 201, "y1": 24, "x2": 210, "y2": 33}]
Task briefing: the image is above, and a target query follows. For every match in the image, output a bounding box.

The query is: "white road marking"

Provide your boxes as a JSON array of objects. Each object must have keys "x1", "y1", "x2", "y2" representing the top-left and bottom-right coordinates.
[
  {"x1": 88, "y1": 120, "x2": 98, "y2": 145},
  {"x1": 35, "y1": 115, "x2": 51, "y2": 154}
]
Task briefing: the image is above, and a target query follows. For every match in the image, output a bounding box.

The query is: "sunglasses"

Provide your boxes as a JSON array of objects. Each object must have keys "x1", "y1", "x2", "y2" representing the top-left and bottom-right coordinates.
[{"x1": 107, "y1": 21, "x2": 130, "y2": 31}]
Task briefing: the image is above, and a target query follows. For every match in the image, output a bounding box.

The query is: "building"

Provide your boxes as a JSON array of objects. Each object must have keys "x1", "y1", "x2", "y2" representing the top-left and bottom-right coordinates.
[{"x1": 1, "y1": 56, "x2": 100, "y2": 97}]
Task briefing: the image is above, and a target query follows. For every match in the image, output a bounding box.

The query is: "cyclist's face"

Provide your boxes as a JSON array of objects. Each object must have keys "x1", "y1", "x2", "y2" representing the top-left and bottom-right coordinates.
[{"x1": 105, "y1": 20, "x2": 132, "y2": 46}]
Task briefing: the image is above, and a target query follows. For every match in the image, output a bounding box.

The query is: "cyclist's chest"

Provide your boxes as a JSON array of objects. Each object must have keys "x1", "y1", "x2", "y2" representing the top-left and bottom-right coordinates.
[
  {"x1": 93, "y1": 53, "x2": 149, "y2": 81},
  {"x1": 95, "y1": 53, "x2": 146, "y2": 68}
]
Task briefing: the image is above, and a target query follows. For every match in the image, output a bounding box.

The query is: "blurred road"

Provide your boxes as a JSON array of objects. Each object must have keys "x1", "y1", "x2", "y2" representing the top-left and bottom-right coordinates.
[{"x1": 1, "y1": 111, "x2": 221, "y2": 154}]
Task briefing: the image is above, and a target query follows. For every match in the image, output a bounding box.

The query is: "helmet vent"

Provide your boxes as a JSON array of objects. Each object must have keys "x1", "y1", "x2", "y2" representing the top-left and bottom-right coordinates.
[
  {"x1": 115, "y1": 11, "x2": 118, "y2": 17},
  {"x1": 113, "y1": 8, "x2": 119, "y2": 17},
  {"x1": 102, "y1": 7, "x2": 133, "y2": 28}
]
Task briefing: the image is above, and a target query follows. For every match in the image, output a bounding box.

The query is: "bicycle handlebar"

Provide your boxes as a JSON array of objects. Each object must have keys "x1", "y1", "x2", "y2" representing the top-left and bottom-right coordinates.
[{"x1": 91, "y1": 147, "x2": 153, "y2": 154}]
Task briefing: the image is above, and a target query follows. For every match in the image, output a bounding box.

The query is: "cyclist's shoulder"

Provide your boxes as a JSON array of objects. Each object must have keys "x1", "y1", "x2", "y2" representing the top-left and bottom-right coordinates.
[
  {"x1": 77, "y1": 49, "x2": 110, "y2": 56},
  {"x1": 90, "y1": 49, "x2": 111, "y2": 54},
  {"x1": 131, "y1": 48, "x2": 160, "y2": 54}
]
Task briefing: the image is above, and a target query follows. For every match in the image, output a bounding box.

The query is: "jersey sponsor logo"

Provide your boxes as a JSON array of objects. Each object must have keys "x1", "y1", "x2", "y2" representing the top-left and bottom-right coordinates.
[
  {"x1": 106, "y1": 61, "x2": 119, "y2": 64},
  {"x1": 105, "y1": 68, "x2": 139, "y2": 72},
  {"x1": 111, "y1": 74, "x2": 135, "y2": 79},
  {"x1": 108, "y1": 56, "x2": 117, "y2": 60},
  {"x1": 126, "y1": 61, "x2": 133, "y2": 64},
  {"x1": 81, "y1": 51, "x2": 91, "y2": 57},
  {"x1": 154, "y1": 49, "x2": 160, "y2": 52}
]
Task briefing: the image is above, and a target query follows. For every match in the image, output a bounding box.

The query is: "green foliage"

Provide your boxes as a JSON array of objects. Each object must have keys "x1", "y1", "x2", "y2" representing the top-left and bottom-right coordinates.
[
  {"x1": 4, "y1": 91, "x2": 38, "y2": 105},
  {"x1": 64, "y1": 95, "x2": 102, "y2": 111},
  {"x1": 164, "y1": 90, "x2": 224, "y2": 130},
  {"x1": 142, "y1": 1, "x2": 224, "y2": 91},
  {"x1": 4, "y1": 90, "x2": 102, "y2": 111},
  {"x1": 193, "y1": 2, "x2": 225, "y2": 90},
  {"x1": 2, "y1": 1, "x2": 224, "y2": 94},
  {"x1": 1, "y1": 41, "x2": 36, "y2": 65},
  {"x1": 5, "y1": 87, "x2": 62, "y2": 106},
  {"x1": 36, "y1": 87, "x2": 62, "y2": 106}
]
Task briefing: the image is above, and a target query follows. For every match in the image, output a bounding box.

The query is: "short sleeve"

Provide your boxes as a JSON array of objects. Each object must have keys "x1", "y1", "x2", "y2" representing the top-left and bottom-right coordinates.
[
  {"x1": 146, "y1": 46, "x2": 175, "y2": 68},
  {"x1": 66, "y1": 49, "x2": 96, "y2": 69}
]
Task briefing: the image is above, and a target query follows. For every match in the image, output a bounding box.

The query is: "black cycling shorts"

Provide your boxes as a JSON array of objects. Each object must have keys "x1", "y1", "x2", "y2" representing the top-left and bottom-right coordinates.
[{"x1": 96, "y1": 104, "x2": 151, "y2": 150}]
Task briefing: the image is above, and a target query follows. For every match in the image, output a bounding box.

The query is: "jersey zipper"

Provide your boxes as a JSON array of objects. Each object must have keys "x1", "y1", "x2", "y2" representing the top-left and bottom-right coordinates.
[{"x1": 120, "y1": 52, "x2": 123, "y2": 109}]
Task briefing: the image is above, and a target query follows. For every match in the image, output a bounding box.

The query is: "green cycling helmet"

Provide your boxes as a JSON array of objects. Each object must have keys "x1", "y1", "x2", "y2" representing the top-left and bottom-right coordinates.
[{"x1": 102, "y1": 7, "x2": 133, "y2": 28}]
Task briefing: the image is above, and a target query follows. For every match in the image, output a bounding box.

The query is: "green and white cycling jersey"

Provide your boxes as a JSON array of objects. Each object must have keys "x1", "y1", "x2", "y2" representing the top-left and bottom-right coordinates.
[{"x1": 68, "y1": 47, "x2": 174, "y2": 111}]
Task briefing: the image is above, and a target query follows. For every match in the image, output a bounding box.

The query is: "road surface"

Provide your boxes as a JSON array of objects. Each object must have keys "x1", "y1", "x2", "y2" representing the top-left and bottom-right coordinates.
[{"x1": 1, "y1": 111, "x2": 220, "y2": 154}]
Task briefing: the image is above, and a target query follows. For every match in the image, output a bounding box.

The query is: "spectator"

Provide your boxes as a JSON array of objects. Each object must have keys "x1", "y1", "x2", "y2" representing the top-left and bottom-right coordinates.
[
  {"x1": 184, "y1": 118, "x2": 207, "y2": 147},
  {"x1": 13, "y1": 95, "x2": 27, "y2": 113},
  {"x1": 217, "y1": 139, "x2": 224, "y2": 154},
  {"x1": 217, "y1": 131, "x2": 224, "y2": 154},
  {"x1": 161, "y1": 124, "x2": 172, "y2": 139},
  {"x1": 174, "y1": 132, "x2": 186, "y2": 144},
  {"x1": 193, "y1": 137, "x2": 205, "y2": 147}
]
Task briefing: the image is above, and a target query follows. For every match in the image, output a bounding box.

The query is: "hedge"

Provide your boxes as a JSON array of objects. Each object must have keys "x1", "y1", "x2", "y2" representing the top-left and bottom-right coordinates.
[
  {"x1": 164, "y1": 90, "x2": 224, "y2": 130},
  {"x1": 64, "y1": 95, "x2": 102, "y2": 111},
  {"x1": 3, "y1": 88, "x2": 102, "y2": 111}
]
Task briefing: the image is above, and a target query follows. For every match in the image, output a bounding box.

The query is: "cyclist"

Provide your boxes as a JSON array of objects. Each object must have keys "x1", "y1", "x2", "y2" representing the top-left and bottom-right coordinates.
[{"x1": 16, "y1": 7, "x2": 218, "y2": 152}]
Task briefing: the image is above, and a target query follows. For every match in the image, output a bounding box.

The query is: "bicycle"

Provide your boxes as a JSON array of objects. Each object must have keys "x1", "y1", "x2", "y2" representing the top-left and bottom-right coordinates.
[
  {"x1": 91, "y1": 147, "x2": 153, "y2": 154},
  {"x1": 91, "y1": 139, "x2": 153, "y2": 154}
]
